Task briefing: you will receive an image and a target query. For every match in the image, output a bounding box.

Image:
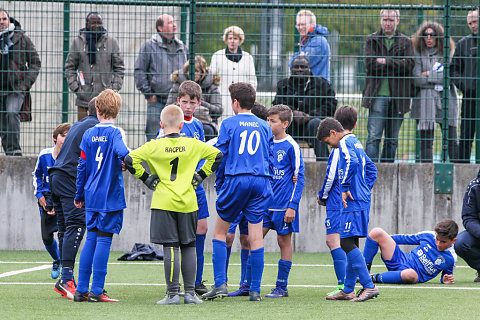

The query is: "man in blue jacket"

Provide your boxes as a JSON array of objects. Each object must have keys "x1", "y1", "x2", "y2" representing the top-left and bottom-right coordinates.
[
  {"x1": 455, "y1": 168, "x2": 480, "y2": 282},
  {"x1": 290, "y1": 9, "x2": 330, "y2": 83}
]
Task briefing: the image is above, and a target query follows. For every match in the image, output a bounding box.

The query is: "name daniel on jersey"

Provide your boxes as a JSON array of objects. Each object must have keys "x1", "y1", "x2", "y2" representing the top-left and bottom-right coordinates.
[{"x1": 92, "y1": 136, "x2": 108, "y2": 142}]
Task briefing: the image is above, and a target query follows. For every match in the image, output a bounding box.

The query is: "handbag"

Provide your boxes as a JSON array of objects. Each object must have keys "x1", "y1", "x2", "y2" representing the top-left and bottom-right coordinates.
[{"x1": 19, "y1": 90, "x2": 32, "y2": 122}]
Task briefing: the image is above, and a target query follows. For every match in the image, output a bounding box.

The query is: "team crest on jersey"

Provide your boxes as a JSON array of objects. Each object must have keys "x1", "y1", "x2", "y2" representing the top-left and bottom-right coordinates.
[
  {"x1": 434, "y1": 255, "x2": 445, "y2": 266},
  {"x1": 194, "y1": 132, "x2": 200, "y2": 140},
  {"x1": 277, "y1": 150, "x2": 286, "y2": 162}
]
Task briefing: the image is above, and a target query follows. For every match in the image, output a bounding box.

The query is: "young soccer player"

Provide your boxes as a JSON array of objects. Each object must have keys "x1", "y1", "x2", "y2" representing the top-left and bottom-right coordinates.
[
  {"x1": 317, "y1": 117, "x2": 379, "y2": 302},
  {"x1": 318, "y1": 105, "x2": 357, "y2": 297},
  {"x1": 157, "y1": 80, "x2": 211, "y2": 295},
  {"x1": 125, "y1": 104, "x2": 222, "y2": 305},
  {"x1": 202, "y1": 82, "x2": 274, "y2": 302},
  {"x1": 33, "y1": 123, "x2": 71, "y2": 279},
  {"x1": 73, "y1": 89, "x2": 130, "y2": 303},
  {"x1": 260, "y1": 104, "x2": 305, "y2": 298},
  {"x1": 363, "y1": 219, "x2": 458, "y2": 284}
]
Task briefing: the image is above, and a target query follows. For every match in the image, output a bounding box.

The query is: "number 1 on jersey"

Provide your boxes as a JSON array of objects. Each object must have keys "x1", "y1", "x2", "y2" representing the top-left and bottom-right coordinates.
[
  {"x1": 95, "y1": 146, "x2": 103, "y2": 170},
  {"x1": 170, "y1": 157, "x2": 179, "y2": 181}
]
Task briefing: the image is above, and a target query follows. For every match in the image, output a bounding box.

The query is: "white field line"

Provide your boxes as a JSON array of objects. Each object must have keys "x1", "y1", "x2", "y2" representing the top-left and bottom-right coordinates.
[
  {"x1": 0, "y1": 265, "x2": 51, "y2": 278},
  {"x1": 0, "y1": 282, "x2": 479, "y2": 291}
]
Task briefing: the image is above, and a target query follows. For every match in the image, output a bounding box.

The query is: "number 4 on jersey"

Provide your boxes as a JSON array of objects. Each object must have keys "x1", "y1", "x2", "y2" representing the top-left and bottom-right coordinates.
[{"x1": 95, "y1": 146, "x2": 103, "y2": 170}]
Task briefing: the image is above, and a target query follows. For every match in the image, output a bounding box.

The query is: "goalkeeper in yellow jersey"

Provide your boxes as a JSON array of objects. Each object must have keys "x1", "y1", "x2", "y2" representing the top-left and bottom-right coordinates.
[{"x1": 125, "y1": 104, "x2": 223, "y2": 305}]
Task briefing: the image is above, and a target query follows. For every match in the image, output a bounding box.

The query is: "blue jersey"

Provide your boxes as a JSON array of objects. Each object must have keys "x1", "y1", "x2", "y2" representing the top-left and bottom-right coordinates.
[
  {"x1": 338, "y1": 134, "x2": 377, "y2": 212},
  {"x1": 392, "y1": 232, "x2": 457, "y2": 283},
  {"x1": 214, "y1": 112, "x2": 274, "y2": 178},
  {"x1": 318, "y1": 148, "x2": 342, "y2": 212},
  {"x1": 269, "y1": 135, "x2": 305, "y2": 211},
  {"x1": 33, "y1": 147, "x2": 55, "y2": 200},
  {"x1": 75, "y1": 123, "x2": 130, "y2": 212}
]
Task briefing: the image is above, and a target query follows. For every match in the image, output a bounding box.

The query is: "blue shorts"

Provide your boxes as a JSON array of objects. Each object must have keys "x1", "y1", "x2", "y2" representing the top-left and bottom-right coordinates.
[
  {"x1": 339, "y1": 209, "x2": 369, "y2": 239},
  {"x1": 216, "y1": 175, "x2": 272, "y2": 224},
  {"x1": 382, "y1": 244, "x2": 410, "y2": 272},
  {"x1": 86, "y1": 210, "x2": 123, "y2": 234},
  {"x1": 263, "y1": 209, "x2": 299, "y2": 235},
  {"x1": 196, "y1": 189, "x2": 209, "y2": 220},
  {"x1": 325, "y1": 210, "x2": 342, "y2": 235},
  {"x1": 228, "y1": 212, "x2": 249, "y2": 235}
]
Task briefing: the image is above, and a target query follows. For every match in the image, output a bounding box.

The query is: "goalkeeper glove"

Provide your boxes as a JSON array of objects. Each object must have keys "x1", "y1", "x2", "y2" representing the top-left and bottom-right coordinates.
[
  {"x1": 143, "y1": 174, "x2": 160, "y2": 191},
  {"x1": 192, "y1": 172, "x2": 204, "y2": 190}
]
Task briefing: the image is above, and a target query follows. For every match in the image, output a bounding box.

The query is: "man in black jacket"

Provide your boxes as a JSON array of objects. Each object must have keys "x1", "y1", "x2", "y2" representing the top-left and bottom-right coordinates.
[
  {"x1": 450, "y1": 9, "x2": 479, "y2": 163},
  {"x1": 455, "y1": 169, "x2": 480, "y2": 282},
  {"x1": 273, "y1": 56, "x2": 337, "y2": 161}
]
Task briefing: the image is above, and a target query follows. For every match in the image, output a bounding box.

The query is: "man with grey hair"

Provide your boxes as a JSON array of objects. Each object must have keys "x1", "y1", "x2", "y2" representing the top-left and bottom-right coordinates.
[
  {"x1": 290, "y1": 9, "x2": 330, "y2": 82},
  {"x1": 362, "y1": 9, "x2": 414, "y2": 163},
  {"x1": 134, "y1": 14, "x2": 188, "y2": 141},
  {"x1": 451, "y1": 9, "x2": 479, "y2": 163}
]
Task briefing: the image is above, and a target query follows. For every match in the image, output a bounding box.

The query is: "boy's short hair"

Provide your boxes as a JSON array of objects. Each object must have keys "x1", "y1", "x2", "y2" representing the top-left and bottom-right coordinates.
[
  {"x1": 268, "y1": 104, "x2": 293, "y2": 125},
  {"x1": 251, "y1": 102, "x2": 268, "y2": 121},
  {"x1": 53, "y1": 123, "x2": 72, "y2": 140},
  {"x1": 178, "y1": 80, "x2": 202, "y2": 101},
  {"x1": 161, "y1": 104, "x2": 184, "y2": 129},
  {"x1": 229, "y1": 82, "x2": 256, "y2": 110},
  {"x1": 434, "y1": 219, "x2": 459, "y2": 240},
  {"x1": 95, "y1": 89, "x2": 122, "y2": 119},
  {"x1": 87, "y1": 97, "x2": 97, "y2": 115},
  {"x1": 316, "y1": 117, "x2": 344, "y2": 141},
  {"x1": 334, "y1": 105, "x2": 358, "y2": 131}
]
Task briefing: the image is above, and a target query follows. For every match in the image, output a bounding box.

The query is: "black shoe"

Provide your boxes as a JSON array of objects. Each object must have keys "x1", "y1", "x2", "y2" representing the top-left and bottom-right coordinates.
[
  {"x1": 88, "y1": 290, "x2": 119, "y2": 302},
  {"x1": 195, "y1": 281, "x2": 208, "y2": 295},
  {"x1": 249, "y1": 291, "x2": 262, "y2": 301},
  {"x1": 370, "y1": 273, "x2": 378, "y2": 283},
  {"x1": 73, "y1": 290, "x2": 88, "y2": 302},
  {"x1": 474, "y1": 271, "x2": 480, "y2": 283},
  {"x1": 201, "y1": 283, "x2": 228, "y2": 300}
]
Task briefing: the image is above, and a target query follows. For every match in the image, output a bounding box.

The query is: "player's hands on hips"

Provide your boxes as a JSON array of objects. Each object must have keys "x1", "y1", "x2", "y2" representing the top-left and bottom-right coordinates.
[
  {"x1": 292, "y1": 175, "x2": 298, "y2": 184},
  {"x1": 144, "y1": 174, "x2": 160, "y2": 191},
  {"x1": 342, "y1": 191, "x2": 354, "y2": 208},
  {"x1": 192, "y1": 172, "x2": 203, "y2": 190},
  {"x1": 74, "y1": 200, "x2": 84, "y2": 208},
  {"x1": 47, "y1": 208, "x2": 55, "y2": 216},
  {"x1": 443, "y1": 274, "x2": 455, "y2": 284},
  {"x1": 121, "y1": 161, "x2": 127, "y2": 171},
  {"x1": 284, "y1": 208, "x2": 296, "y2": 223},
  {"x1": 38, "y1": 196, "x2": 47, "y2": 211},
  {"x1": 317, "y1": 195, "x2": 326, "y2": 206}
]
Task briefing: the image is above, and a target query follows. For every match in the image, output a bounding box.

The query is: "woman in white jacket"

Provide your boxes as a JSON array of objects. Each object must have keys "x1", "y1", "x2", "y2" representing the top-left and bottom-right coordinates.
[{"x1": 210, "y1": 25, "x2": 257, "y2": 122}]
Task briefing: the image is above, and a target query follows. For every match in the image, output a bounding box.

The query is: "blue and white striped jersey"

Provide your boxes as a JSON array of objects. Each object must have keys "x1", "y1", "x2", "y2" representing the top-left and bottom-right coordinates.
[
  {"x1": 318, "y1": 148, "x2": 342, "y2": 212},
  {"x1": 33, "y1": 147, "x2": 55, "y2": 200}
]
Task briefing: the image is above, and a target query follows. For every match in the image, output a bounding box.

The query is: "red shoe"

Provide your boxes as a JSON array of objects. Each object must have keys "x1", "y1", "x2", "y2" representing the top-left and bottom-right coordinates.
[
  {"x1": 54, "y1": 280, "x2": 77, "y2": 300},
  {"x1": 88, "y1": 290, "x2": 119, "y2": 302}
]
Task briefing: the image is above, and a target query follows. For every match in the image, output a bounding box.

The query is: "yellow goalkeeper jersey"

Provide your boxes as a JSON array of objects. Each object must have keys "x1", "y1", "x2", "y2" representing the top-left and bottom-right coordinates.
[{"x1": 128, "y1": 133, "x2": 222, "y2": 212}]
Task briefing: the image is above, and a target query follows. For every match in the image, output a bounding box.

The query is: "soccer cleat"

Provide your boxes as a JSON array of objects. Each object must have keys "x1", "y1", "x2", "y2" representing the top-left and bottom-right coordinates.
[
  {"x1": 156, "y1": 293, "x2": 181, "y2": 305},
  {"x1": 249, "y1": 291, "x2": 263, "y2": 301},
  {"x1": 51, "y1": 261, "x2": 61, "y2": 279},
  {"x1": 201, "y1": 283, "x2": 228, "y2": 300},
  {"x1": 370, "y1": 273, "x2": 379, "y2": 283},
  {"x1": 351, "y1": 286, "x2": 380, "y2": 302},
  {"x1": 227, "y1": 284, "x2": 250, "y2": 297},
  {"x1": 474, "y1": 271, "x2": 480, "y2": 283},
  {"x1": 326, "y1": 284, "x2": 344, "y2": 297},
  {"x1": 184, "y1": 292, "x2": 203, "y2": 304},
  {"x1": 195, "y1": 281, "x2": 208, "y2": 295},
  {"x1": 88, "y1": 290, "x2": 119, "y2": 303},
  {"x1": 325, "y1": 290, "x2": 355, "y2": 301},
  {"x1": 54, "y1": 280, "x2": 76, "y2": 300},
  {"x1": 265, "y1": 286, "x2": 288, "y2": 298},
  {"x1": 73, "y1": 290, "x2": 89, "y2": 302}
]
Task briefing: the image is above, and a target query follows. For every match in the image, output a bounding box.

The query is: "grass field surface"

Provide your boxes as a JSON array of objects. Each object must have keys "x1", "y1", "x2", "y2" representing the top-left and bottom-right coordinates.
[{"x1": 1, "y1": 250, "x2": 479, "y2": 320}]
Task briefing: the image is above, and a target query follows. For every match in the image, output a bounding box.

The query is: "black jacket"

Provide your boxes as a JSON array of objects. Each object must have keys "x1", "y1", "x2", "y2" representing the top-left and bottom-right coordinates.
[
  {"x1": 450, "y1": 34, "x2": 477, "y2": 95},
  {"x1": 461, "y1": 169, "x2": 480, "y2": 239},
  {"x1": 272, "y1": 75, "x2": 337, "y2": 118}
]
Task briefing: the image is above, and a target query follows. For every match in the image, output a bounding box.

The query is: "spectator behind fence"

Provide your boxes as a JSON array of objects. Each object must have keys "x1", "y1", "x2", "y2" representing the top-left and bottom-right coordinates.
[
  {"x1": 290, "y1": 9, "x2": 330, "y2": 83},
  {"x1": 450, "y1": 9, "x2": 479, "y2": 163},
  {"x1": 0, "y1": 9, "x2": 40, "y2": 156},
  {"x1": 166, "y1": 56, "x2": 222, "y2": 140},
  {"x1": 411, "y1": 21, "x2": 458, "y2": 163},
  {"x1": 362, "y1": 9, "x2": 414, "y2": 163},
  {"x1": 65, "y1": 12, "x2": 124, "y2": 121},
  {"x1": 135, "y1": 14, "x2": 187, "y2": 141},
  {"x1": 210, "y1": 25, "x2": 257, "y2": 121},
  {"x1": 272, "y1": 56, "x2": 337, "y2": 161}
]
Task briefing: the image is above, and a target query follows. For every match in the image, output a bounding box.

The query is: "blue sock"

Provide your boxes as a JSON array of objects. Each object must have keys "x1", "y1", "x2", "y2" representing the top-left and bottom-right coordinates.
[
  {"x1": 245, "y1": 254, "x2": 252, "y2": 287},
  {"x1": 61, "y1": 267, "x2": 74, "y2": 283},
  {"x1": 76, "y1": 231, "x2": 97, "y2": 294},
  {"x1": 249, "y1": 247, "x2": 264, "y2": 294},
  {"x1": 240, "y1": 248, "x2": 249, "y2": 286},
  {"x1": 226, "y1": 245, "x2": 232, "y2": 283},
  {"x1": 90, "y1": 236, "x2": 112, "y2": 296},
  {"x1": 212, "y1": 239, "x2": 227, "y2": 287},
  {"x1": 349, "y1": 248, "x2": 374, "y2": 289},
  {"x1": 377, "y1": 271, "x2": 404, "y2": 284},
  {"x1": 276, "y1": 259, "x2": 292, "y2": 290},
  {"x1": 44, "y1": 239, "x2": 60, "y2": 262},
  {"x1": 330, "y1": 247, "x2": 346, "y2": 285},
  {"x1": 195, "y1": 234, "x2": 206, "y2": 286},
  {"x1": 363, "y1": 237, "x2": 379, "y2": 265},
  {"x1": 343, "y1": 257, "x2": 356, "y2": 293}
]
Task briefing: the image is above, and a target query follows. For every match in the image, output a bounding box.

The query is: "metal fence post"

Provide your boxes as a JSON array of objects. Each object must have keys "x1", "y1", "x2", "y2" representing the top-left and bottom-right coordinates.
[
  {"x1": 188, "y1": 0, "x2": 196, "y2": 81},
  {"x1": 62, "y1": 1, "x2": 70, "y2": 123},
  {"x1": 442, "y1": 0, "x2": 451, "y2": 163},
  {"x1": 415, "y1": 8, "x2": 424, "y2": 162},
  {"x1": 476, "y1": 2, "x2": 480, "y2": 163}
]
